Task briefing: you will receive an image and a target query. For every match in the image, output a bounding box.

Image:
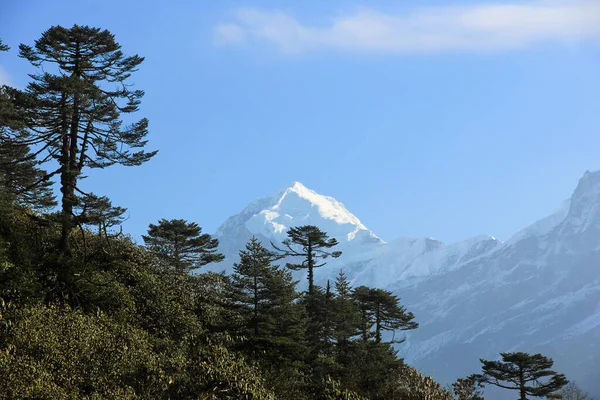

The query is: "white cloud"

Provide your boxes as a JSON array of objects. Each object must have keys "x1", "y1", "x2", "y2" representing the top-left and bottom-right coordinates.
[
  {"x1": 213, "y1": 0, "x2": 600, "y2": 54},
  {"x1": 214, "y1": 23, "x2": 247, "y2": 46}
]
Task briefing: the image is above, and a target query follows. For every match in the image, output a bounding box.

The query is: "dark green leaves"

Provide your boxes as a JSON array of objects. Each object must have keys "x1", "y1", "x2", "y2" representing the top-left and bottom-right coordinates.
[{"x1": 143, "y1": 218, "x2": 224, "y2": 273}]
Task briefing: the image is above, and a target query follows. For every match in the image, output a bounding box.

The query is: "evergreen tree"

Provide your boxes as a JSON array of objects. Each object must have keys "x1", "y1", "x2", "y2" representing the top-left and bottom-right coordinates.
[
  {"x1": 273, "y1": 225, "x2": 341, "y2": 295},
  {"x1": 332, "y1": 271, "x2": 360, "y2": 346},
  {"x1": 230, "y1": 237, "x2": 277, "y2": 336},
  {"x1": 73, "y1": 193, "x2": 126, "y2": 239},
  {"x1": 229, "y1": 237, "x2": 303, "y2": 341},
  {"x1": 351, "y1": 286, "x2": 418, "y2": 343},
  {"x1": 15, "y1": 25, "x2": 157, "y2": 253},
  {"x1": 352, "y1": 285, "x2": 374, "y2": 342},
  {"x1": 301, "y1": 282, "x2": 336, "y2": 359},
  {"x1": 228, "y1": 236, "x2": 307, "y2": 397},
  {"x1": 474, "y1": 352, "x2": 568, "y2": 399},
  {"x1": 143, "y1": 219, "x2": 223, "y2": 273},
  {"x1": 368, "y1": 288, "x2": 418, "y2": 343}
]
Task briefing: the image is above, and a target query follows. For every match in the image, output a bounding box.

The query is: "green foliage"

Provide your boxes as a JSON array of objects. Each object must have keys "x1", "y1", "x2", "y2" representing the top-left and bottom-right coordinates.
[
  {"x1": 273, "y1": 225, "x2": 342, "y2": 295},
  {"x1": 332, "y1": 271, "x2": 361, "y2": 346},
  {"x1": 352, "y1": 285, "x2": 418, "y2": 343},
  {"x1": 0, "y1": 206, "x2": 274, "y2": 398},
  {"x1": 229, "y1": 237, "x2": 305, "y2": 361},
  {"x1": 143, "y1": 218, "x2": 224, "y2": 273},
  {"x1": 322, "y1": 376, "x2": 368, "y2": 400},
  {"x1": 334, "y1": 340, "x2": 404, "y2": 399},
  {"x1": 0, "y1": 303, "x2": 160, "y2": 399},
  {"x1": 474, "y1": 352, "x2": 568, "y2": 399},
  {"x1": 0, "y1": 43, "x2": 55, "y2": 209}
]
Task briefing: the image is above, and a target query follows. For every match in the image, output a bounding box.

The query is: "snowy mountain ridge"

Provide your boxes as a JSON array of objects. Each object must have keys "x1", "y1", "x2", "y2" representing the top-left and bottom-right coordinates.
[{"x1": 212, "y1": 171, "x2": 600, "y2": 396}]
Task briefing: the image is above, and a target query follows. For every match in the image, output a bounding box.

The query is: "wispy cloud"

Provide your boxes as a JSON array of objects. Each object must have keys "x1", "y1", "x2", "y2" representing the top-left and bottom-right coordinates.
[{"x1": 213, "y1": 1, "x2": 600, "y2": 54}]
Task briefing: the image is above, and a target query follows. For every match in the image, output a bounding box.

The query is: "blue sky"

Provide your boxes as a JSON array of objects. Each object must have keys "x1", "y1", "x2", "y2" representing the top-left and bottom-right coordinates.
[{"x1": 1, "y1": 0, "x2": 599, "y2": 243}]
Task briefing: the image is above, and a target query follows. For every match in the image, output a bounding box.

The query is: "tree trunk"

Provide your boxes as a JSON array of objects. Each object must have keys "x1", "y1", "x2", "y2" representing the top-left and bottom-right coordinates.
[
  {"x1": 59, "y1": 42, "x2": 82, "y2": 255},
  {"x1": 375, "y1": 301, "x2": 381, "y2": 343},
  {"x1": 519, "y1": 366, "x2": 526, "y2": 400},
  {"x1": 58, "y1": 91, "x2": 72, "y2": 254},
  {"x1": 253, "y1": 275, "x2": 259, "y2": 336},
  {"x1": 307, "y1": 243, "x2": 313, "y2": 295}
]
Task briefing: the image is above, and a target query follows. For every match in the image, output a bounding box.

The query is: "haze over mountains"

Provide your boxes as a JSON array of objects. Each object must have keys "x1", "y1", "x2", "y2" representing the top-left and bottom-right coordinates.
[{"x1": 211, "y1": 172, "x2": 600, "y2": 395}]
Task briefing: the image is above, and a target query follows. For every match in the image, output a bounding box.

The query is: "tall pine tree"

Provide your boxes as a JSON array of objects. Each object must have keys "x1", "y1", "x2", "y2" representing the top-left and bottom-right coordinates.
[
  {"x1": 351, "y1": 286, "x2": 418, "y2": 343},
  {"x1": 143, "y1": 219, "x2": 223, "y2": 273},
  {"x1": 332, "y1": 271, "x2": 360, "y2": 346},
  {"x1": 229, "y1": 237, "x2": 305, "y2": 363},
  {"x1": 273, "y1": 225, "x2": 341, "y2": 295},
  {"x1": 15, "y1": 25, "x2": 157, "y2": 253}
]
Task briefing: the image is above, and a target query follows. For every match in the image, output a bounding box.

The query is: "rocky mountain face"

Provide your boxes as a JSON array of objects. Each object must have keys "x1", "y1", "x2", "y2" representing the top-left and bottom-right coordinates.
[{"x1": 212, "y1": 173, "x2": 600, "y2": 396}]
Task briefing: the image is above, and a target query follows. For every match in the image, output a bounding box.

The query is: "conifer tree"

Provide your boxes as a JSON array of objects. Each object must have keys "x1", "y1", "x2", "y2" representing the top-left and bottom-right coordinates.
[
  {"x1": 351, "y1": 286, "x2": 418, "y2": 343},
  {"x1": 230, "y1": 237, "x2": 276, "y2": 336},
  {"x1": 73, "y1": 193, "x2": 126, "y2": 239},
  {"x1": 229, "y1": 237, "x2": 305, "y2": 364},
  {"x1": 301, "y1": 281, "x2": 337, "y2": 359},
  {"x1": 352, "y1": 285, "x2": 374, "y2": 342},
  {"x1": 332, "y1": 271, "x2": 360, "y2": 346},
  {"x1": 474, "y1": 352, "x2": 568, "y2": 399},
  {"x1": 273, "y1": 225, "x2": 341, "y2": 295},
  {"x1": 368, "y1": 288, "x2": 418, "y2": 343},
  {"x1": 15, "y1": 25, "x2": 157, "y2": 253},
  {"x1": 143, "y1": 219, "x2": 223, "y2": 273}
]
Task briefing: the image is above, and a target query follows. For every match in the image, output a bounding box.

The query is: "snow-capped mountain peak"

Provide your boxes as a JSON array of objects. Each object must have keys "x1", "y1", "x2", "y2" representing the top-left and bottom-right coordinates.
[
  {"x1": 273, "y1": 181, "x2": 369, "y2": 231},
  {"x1": 225, "y1": 181, "x2": 383, "y2": 244},
  {"x1": 214, "y1": 182, "x2": 383, "y2": 264}
]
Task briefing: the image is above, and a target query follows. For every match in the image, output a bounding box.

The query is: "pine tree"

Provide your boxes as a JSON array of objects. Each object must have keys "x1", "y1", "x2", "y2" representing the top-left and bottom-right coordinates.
[
  {"x1": 15, "y1": 25, "x2": 157, "y2": 253},
  {"x1": 332, "y1": 271, "x2": 360, "y2": 346},
  {"x1": 73, "y1": 193, "x2": 126, "y2": 239},
  {"x1": 352, "y1": 286, "x2": 374, "y2": 342},
  {"x1": 273, "y1": 225, "x2": 341, "y2": 295},
  {"x1": 229, "y1": 237, "x2": 305, "y2": 363},
  {"x1": 143, "y1": 219, "x2": 223, "y2": 273},
  {"x1": 474, "y1": 352, "x2": 568, "y2": 399},
  {"x1": 368, "y1": 288, "x2": 418, "y2": 344},
  {"x1": 351, "y1": 286, "x2": 418, "y2": 343}
]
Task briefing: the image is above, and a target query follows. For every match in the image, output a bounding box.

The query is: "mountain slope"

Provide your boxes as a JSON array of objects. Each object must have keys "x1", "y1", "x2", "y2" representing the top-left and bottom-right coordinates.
[{"x1": 212, "y1": 173, "x2": 600, "y2": 396}]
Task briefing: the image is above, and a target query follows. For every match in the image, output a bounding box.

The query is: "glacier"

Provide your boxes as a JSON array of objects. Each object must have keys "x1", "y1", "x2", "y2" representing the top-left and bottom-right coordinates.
[{"x1": 210, "y1": 173, "x2": 600, "y2": 396}]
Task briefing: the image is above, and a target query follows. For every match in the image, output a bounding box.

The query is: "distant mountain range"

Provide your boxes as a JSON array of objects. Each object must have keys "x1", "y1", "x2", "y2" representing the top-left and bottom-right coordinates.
[{"x1": 210, "y1": 172, "x2": 600, "y2": 396}]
